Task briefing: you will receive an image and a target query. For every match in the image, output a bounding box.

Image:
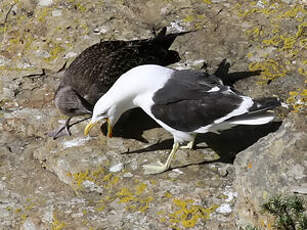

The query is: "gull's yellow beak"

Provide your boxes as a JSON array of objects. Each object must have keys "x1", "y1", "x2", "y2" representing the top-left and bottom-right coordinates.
[
  {"x1": 106, "y1": 118, "x2": 112, "y2": 138},
  {"x1": 84, "y1": 118, "x2": 112, "y2": 138},
  {"x1": 84, "y1": 121, "x2": 97, "y2": 136}
]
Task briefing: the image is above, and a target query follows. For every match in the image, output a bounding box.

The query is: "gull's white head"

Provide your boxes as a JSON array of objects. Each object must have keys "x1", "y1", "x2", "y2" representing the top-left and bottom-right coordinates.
[
  {"x1": 83, "y1": 71, "x2": 139, "y2": 138},
  {"x1": 84, "y1": 64, "x2": 173, "y2": 137},
  {"x1": 84, "y1": 94, "x2": 120, "y2": 138}
]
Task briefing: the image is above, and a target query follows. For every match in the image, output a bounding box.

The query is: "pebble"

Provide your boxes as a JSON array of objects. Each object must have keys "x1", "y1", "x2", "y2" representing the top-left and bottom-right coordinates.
[
  {"x1": 52, "y1": 9, "x2": 62, "y2": 17},
  {"x1": 38, "y1": 0, "x2": 53, "y2": 7},
  {"x1": 216, "y1": 203, "x2": 232, "y2": 214},
  {"x1": 109, "y1": 163, "x2": 123, "y2": 172},
  {"x1": 62, "y1": 137, "x2": 90, "y2": 148},
  {"x1": 64, "y1": 52, "x2": 78, "y2": 59},
  {"x1": 38, "y1": 0, "x2": 53, "y2": 6},
  {"x1": 82, "y1": 180, "x2": 103, "y2": 193},
  {"x1": 123, "y1": 172, "x2": 133, "y2": 178},
  {"x1": 22, "y1": 218, "x2": 38, "y2": 230}
]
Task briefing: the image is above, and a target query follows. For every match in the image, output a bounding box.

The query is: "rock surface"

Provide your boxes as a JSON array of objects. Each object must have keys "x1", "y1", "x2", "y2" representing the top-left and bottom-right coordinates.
[
  {"x1": 0, "y1": 0, "x2": 306, "y2": 229},
  {"x1": 233, "y1": 113, "x2": 307, "y2": 228}
]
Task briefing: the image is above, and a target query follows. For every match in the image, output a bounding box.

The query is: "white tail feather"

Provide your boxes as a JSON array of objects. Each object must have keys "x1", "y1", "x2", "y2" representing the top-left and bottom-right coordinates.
[
  {"x1": 194, "y1": 112, "x2": 276, "y2": 134},
  {"x1": 227, "y1": 112, "x2": 275, "y2": 125}
]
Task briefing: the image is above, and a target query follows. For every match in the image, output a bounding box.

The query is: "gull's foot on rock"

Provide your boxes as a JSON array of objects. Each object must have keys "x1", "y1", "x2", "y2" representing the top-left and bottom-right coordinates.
[
  {"x1": 47, "y1": 125, "x2": 71, "y2": 140},
  {"x1": 143, "y1": 161, "x2": 168, "y2": 175}
]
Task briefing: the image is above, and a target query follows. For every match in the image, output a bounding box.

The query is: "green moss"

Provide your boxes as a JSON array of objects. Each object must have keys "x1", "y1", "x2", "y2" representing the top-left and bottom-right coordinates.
[
  {"x1": 244, "y1": 195, "x2": 307, "y2": 230},
  {"x1": 262, "y1": 195, "x2": 307, "y2": 230}
]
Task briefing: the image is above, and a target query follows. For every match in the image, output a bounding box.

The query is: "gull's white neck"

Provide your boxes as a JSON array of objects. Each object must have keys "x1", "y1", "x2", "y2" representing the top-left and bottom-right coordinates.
[{"x1": 94, "y1": 65, "x2": 174, "y2": 123}]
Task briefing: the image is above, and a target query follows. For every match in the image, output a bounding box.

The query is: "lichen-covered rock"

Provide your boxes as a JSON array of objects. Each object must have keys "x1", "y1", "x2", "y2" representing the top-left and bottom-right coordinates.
[
  {"x1": 0, "y1": 0, "x2": 306, "y2": 229},
  {"x1": 233, "y1": 112, "x2": 307, "y2": 228}
]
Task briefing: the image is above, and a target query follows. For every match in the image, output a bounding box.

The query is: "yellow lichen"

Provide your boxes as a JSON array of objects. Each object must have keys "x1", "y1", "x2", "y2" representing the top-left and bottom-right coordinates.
[
  {"x1": 135, "y1": 183, "x2": 147, "y2": 195},
  {"x1": 249, "y1": 58, "x2": 288, "y2": 83},
  {"x1": 138, "y1": 196, "x2": 154, "y2": 212},
  {"x1": 280, "y1": 5, "x2": 306, "y2": 21},
  {"x1": 117, "y1": 187, "x2": 135, "y2": 203},
  {"x1": 71, "y1": 169, "x2": 91, "y2": 187},
  {"x1": 246, "y1": 26, "x2": 264, "y2": 39},
  {"x1": 202, "y1": 0, "x2": 212, "y2": 4},
  {"x1": 183, "y1": 15, "x2": 194, "y2": 23},
  {"x1": 37, "y1": 7, "x2": 50, "y2": 23},
  {"x1": 150, "y1": 179, "x2": 157, "y2": 185},
  {"x1": 15, "y1": 208, "x2": 22, "y2": 214},
  {"x1": 287, "y1": 89, "x2": 307, "y2": 112},
  {"x1": 163, "y1": 198, "x2": 218, "y2": 228},
  {"x1": 95, "y1": 205, "x2": 105, "y2": 212},
  {"x1": 44, "y1": 45, "x2": 65, "y2": 62},
  {"x1": 69, "y1": 166, "x2": 106, "y2": 189},
  {"x1": 102, "y1": 173, "x2": 112, "y2": 182},
  {"x1": 21, "y1": 213, "x2": 28, "y2": 221},
  {"x1": 164, "y1": 191, "x2": 173, "y2": 199},
  {"x1": 110, "y1": 175, "x2": 120, "y2": 185},
  {"x1": 262, "y1": 35, "x2": 281, "y2": 46},
  {"x1": 51, "y1": 212, "x2": 66, "y2": 230},
  {"x1": 298, "y1": 68, "x2": 307, "y2": 77}
]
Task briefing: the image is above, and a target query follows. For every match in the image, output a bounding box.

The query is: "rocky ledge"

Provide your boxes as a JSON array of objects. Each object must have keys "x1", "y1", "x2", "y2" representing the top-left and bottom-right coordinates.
[{"x1": 0, "y1": 0, "x2": 306, "y2": 229}]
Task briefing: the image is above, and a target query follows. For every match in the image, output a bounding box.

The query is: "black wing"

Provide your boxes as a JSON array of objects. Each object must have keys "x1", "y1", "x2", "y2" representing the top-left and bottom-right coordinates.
[{"x1": 151, "y1": 70, "x2": 245, "y2": 132}]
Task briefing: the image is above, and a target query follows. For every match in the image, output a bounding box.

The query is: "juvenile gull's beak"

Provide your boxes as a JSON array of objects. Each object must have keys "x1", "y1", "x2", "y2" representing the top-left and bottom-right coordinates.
[{"x1": 84, "y1": 121, "x2": 97, "y2": 136}]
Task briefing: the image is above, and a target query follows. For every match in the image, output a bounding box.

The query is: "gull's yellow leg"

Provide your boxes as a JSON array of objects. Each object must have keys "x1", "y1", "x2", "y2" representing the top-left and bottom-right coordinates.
[
  {"x1": 180, "y1": 140, "x2": 194, "y2": 150},
  {"x1": 143, "y1": 142, "x2": 180, "y2": 175},
  {"x1": 180, "y1": 134, "x2": 196, "y2": 150}
]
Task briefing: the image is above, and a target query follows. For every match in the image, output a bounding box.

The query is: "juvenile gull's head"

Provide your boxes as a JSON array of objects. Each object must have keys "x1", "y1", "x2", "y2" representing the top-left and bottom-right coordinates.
[{"x1": 55, "y1": 86, "x2": 93, "y2": 117}]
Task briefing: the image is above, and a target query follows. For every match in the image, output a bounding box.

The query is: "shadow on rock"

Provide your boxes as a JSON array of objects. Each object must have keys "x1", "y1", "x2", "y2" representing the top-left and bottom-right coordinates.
[
  {"x1": 120, "y1": 121, "x2": 282, "y2": 166},
  {"x1": 101, "y1": 108, "x2": 160, "y2": 143},
  {"x1": 197, "y1": 121, "x2": 282, "y2": 163}
]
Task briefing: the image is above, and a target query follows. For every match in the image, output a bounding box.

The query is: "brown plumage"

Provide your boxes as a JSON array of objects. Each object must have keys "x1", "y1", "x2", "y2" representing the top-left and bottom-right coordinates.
[{"x1": 50, "y1": 27, "x2": 193, "y2": 139}]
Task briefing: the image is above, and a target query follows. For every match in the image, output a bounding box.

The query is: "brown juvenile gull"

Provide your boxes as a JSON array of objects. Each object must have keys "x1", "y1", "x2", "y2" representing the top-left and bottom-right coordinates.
[
  {"x1": 84, "y1": 64, "x2": 281, "y2": 175},
  {"x1": 49, "y1": 27, "x2": 193, "y2": 139}
]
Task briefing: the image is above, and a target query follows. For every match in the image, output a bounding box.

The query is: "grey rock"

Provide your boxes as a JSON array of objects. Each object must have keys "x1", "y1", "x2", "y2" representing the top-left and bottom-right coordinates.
[
  {"x1": 291, "y1": 184, "x2": 307, "y2": 194},
  {"x1": 233, "y1": 113, "x2": 307, "y2": 228}
]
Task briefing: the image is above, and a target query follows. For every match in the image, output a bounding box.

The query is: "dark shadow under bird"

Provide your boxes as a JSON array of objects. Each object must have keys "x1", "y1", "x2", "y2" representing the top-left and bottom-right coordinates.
[{"x1": 49, "y1": 27, "x2": 193, "y2": 139}]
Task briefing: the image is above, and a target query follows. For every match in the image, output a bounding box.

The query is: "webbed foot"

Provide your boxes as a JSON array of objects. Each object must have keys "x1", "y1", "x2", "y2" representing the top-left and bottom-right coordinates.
[
  {"x1": 143, "y1": 161, "x2": 168, "y2": 175},
  {"x1": 180, "y1": 140, "x2": 194, "y2": 150}
]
